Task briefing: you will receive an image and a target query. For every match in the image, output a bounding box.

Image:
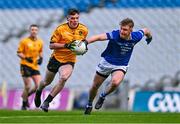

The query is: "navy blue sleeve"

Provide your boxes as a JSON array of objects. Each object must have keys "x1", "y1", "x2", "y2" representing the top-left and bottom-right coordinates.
[
  {"x1": 106, "y1": 31, "x2": 114, "y2": 40},
  {"x1": 106, "y1": 32, "x2": 111, "y2": 40},
  {"x1": 132, "y1": 30, "x2": 144, "y2": 42},
  {"x1": 106, "y1": 30, "x2": 119, "y2": 40}
]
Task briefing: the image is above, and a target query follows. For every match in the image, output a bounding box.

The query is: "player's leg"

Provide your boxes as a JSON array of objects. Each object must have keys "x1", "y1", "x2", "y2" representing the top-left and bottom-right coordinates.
[
  {"x1": 84, "y1": 72, "x2": 107, "y2": 114},
  {"x1": 34, "y1": 70, "x2": 55, "y2": 107},
  {"x1": 41, "y1": 63, "x2": 74, "y2": 112},
  {"x1": 28, "y1": 70, "x2": 41, "y2": 97},
  {"x1": 89, "y1": 73, "x2": 107, "y2": 103},
  {"x1": 104, "y1": 70, "x2": 125, "y2": 96},
  {"x1": 95, "y1": 70, "x2": 125, "y2": 109},
  {"x1": 20, "y1": 65, "x2": 32, "y2": 110},
  {"x1": 21, "y1": 77, "x2": 31, "y2": 110},
  {"x1": 85, "y1": 58, "x2": 110, "y2": 114},
  {"x1": 34, "y1": 57, "x2": 58, "y2": 107}
]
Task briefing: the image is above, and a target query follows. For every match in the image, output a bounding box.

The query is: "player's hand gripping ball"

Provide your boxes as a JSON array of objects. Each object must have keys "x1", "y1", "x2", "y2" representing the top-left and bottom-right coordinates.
[{"x1": 65, "y1": 40, "x2": 88, "y2": 55}]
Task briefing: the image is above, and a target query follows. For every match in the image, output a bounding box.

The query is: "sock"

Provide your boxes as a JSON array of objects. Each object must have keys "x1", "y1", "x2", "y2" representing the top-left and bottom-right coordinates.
[
  {"x1": 101, "y1": 92, "x2": 107, "y2": 97},
  {"x1": 28, "y1": 90, "x2": 34, "y2": 96},
  {"x1": 38, "y1": 85, "x2": 43, "y2": 91},
  {"x1": 22, "y1": 100, "x2": 27, "y2": 107},
  {"x1": 44, "y1": 94, "x2": 54, "y2": 103},
  {"x1": 38, "y1": 82, "x2": 44, "y2": 91},
  {"x1": 36, "y1": 89, "x2": 42, "y2": 94},
  {"x1": 87, "y1": 100, "x2": 92, "y2": 106}
]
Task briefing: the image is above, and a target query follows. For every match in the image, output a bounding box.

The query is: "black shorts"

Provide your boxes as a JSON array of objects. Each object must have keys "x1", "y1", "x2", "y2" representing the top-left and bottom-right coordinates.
[
  {"x1": 47, "y1": 56, "x2": 75, "y2": 73},
  {"x1": 20, "y1": 65, "x2": 40, "y2": 77}
]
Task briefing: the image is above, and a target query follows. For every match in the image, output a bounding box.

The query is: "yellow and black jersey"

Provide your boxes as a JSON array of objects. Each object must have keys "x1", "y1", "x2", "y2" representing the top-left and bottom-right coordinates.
[
  {"x1": 50, "y1": 23, "x2": 88, "y2": 63},
  {"x1": 17, "y1": 37, "x2": 43, "y2": 70}
]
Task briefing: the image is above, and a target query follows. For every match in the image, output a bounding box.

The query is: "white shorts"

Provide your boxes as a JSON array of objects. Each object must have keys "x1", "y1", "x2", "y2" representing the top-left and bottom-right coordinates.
[{"x1": 96, "y1": 58, "x2": 129, "y2": 78}]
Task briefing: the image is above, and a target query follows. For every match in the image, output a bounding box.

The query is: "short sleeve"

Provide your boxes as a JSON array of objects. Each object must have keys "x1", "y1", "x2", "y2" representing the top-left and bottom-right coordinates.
[
  {"x1": 132, "y1": 30, "x2": 144, "y2": 42},
  {"x1": 17, "y1": 40, "x2": 25, "y2": 53},
  {"x1": 106, "y1": 30, "x2": 117, "y2": 40},
  {"x1": 83, "y1": 27, "x2": 88, "y2": 39},
  {"x1": 50, "y1": 28, "x2": 61, "y2": 43},
  {"x1": 137, "y1": 30, "x2": 144, "y2": 40},
  {"x1": 39, "y1": 40, "x2": 43, "y2": 53}
]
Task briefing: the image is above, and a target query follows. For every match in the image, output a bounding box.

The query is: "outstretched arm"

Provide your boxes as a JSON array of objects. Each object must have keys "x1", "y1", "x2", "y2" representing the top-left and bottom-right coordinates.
[
  {"x1": 86, "y1": 33, "x2": 108, "y2": 44},
  {"x1": 142, "y1": 28, "x2": 152, "y2": 44}
]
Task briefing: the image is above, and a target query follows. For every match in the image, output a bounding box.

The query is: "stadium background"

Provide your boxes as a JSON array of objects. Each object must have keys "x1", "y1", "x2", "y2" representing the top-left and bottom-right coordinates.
[{"x1": 0, "y1": 0, "x2": 180, "y2": 112}]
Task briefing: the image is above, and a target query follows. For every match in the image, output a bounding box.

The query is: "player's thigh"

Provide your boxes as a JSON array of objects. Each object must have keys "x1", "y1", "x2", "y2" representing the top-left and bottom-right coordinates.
[
  {"x1": 43, "y1": 69, "x2": 56, "y2": 84},
  {"x1": 111, "y1": 70, "x2": 125, "y2": 85},
  {"x1": 22, "y1": 77, "x2": 32, "y2": 88},
  {"x1": 32, "y1": 74, "x2": 41, "y2": 86},
  {"x1": 20, "y1": 65, "x2": 32, "y2": 87},
  {"x1": 20, "y1": 65, "x2": 32, "y2": 77},
  {"x1": 92, "y1": 73, "x2": 107, "y2": 88},
  {"x1": 58, "y1": 64, "x2": 74, "y2": 80}
]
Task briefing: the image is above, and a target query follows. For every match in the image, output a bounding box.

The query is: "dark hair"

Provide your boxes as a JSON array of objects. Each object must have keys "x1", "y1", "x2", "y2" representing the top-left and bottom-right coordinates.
[
  {"x1": 120, "y1": 18, "x2": 134, "y2": 28},
  {"x1": 30, "y1": 24, "x2": 39, "y2": 28},
  {"x1": 67, "y1": 8, "x2": 79, "y2": 15}
]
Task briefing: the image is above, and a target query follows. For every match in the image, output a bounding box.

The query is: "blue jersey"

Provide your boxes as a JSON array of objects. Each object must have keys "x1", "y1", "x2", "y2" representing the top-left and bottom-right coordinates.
[{"x1": 101, "y1": 30, "x2": 144, "y2": 66}]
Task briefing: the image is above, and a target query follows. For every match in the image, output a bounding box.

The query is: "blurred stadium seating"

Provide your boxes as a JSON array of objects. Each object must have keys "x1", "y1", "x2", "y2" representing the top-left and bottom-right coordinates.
[{"x1": 0, "y1": 0, "x2": 180, "y2": 92}]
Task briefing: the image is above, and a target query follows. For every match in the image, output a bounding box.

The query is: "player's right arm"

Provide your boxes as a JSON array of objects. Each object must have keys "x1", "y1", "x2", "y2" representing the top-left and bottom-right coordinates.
[
  {"x1": 49, "y1": 28, "x2": 68, "y2": 50},
  {"x1": 17, "y1": 40, "x2": 25, "y2": 59},
  {"x1": 49, "y1": 42, "x2": 66, "y2": 50},
  {"x1": 17, "y1": 40, "x2": 33, "y2": 63},
  {"x1": 86, "y1": 33, "x2": 107, "y2": 44},
  {"x1": 17, "y1": 52, "x2": 26, "y2": 59}
]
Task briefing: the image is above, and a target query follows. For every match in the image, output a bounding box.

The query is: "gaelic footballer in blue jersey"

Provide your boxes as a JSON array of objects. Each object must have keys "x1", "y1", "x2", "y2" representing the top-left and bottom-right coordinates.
[{"x1": 84, "y1": 18, "x2": 152, "y2": 115}]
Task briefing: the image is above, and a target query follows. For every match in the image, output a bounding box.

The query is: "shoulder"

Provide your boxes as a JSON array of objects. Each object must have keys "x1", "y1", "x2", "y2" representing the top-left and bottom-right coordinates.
[
  {"x1": 109, "y1": 29, "x2": 119, "y2": 37},
  {"x1": 112, "y1": 30, "x2": 119, "y2": 34},
  {"x1": 79, "y1": 23, "x2": 88, "y2": 31},
  {"x1": 56, "y1": 23, "x2": 67, "y2": 30},
  {"x1": 20, "y1": 37, "x2": 29, "y2": 44},
  {"x1": 106, "y1": 30, "x2": 119, "y2": 40},
  {"x1": 107, "y1": 29, "x2": 119, "y2": 35},
  {"x1": 37, "y1": 38, "x2": 43, "y2": 44},
  {"x1": 79, "y1": 23, "x2": 88, "y2": 28}
]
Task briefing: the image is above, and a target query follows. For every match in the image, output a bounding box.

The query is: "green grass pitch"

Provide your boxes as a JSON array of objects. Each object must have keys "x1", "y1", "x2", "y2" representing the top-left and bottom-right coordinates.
[{"x1": 0, "y1": 110, "x2": 180, "y2": 123}]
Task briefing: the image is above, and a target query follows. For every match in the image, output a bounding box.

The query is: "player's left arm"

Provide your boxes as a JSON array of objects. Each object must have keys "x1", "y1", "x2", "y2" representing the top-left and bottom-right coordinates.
[
  {"x1": 37, "y1": 42, "x2": 43, "y2": 65},
  {"x1": 39, "y1": 41, "x2": 43, "y2": 57},
  {"x1": 142, "y1": 28, "x2": 152, "y2": 44},
  {"x1": 37, "y1": 52, "x2": 43, "y2": 65},
  {"x1": 85, "y1": 33, "x2": 108, "y2": 44}
]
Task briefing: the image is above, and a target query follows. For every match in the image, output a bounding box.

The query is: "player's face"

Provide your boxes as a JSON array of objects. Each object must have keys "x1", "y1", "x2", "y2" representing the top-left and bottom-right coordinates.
[
  {"x1": 120, "y1": 25, "x2": 132, "y2": 39},
  {"x1": 67, "y1": 13, "x2": 79, "y2": 28},
  {"x1": 30, "y1": 26, "x2": 38, "y2": 38}
]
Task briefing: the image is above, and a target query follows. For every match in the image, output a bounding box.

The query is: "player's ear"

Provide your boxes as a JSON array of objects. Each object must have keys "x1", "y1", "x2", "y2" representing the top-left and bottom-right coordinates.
[
  {"x1": 130, "y1": 27, "x2": 133, "y2": 32},
  {"x1": 67, "y1": 15, "x2": 69, "y2": 21}
]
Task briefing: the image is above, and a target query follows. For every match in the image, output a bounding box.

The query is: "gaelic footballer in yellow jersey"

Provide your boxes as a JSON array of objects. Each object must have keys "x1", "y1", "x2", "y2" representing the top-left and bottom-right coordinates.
[
  {"x1": 50, "y1": 23, "x2": 88, "y2": 63},
  {"x1": 17, "y1": 37, "x2": 43, "y2": 70},
  {"x1": 17, "y1": 24, "x2": 43, "y2": 110},
  {"x1": 34, "y1": 9, "x2": 88, "y2": 112}
]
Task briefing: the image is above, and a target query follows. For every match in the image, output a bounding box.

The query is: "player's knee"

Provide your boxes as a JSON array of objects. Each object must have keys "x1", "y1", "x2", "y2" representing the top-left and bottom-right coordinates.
[
  {"x1": 34, "y1": 85, "x2": 38, "y2": 90},
  {"x1": 60, "y1": 74, "x2": 69, "y2": 82},
  {"x1": 57, "y1": 80, "x2": 66, "y2": 87},
  {"x1": 25, "y1": 86, "x2": 30, "y2": 91},
  {"x1": 111, "y1": 79, "x2": 120, "y2": 88},
  {"x1": 43, "y1": 79, "x2": 51, "y2": 86}
]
